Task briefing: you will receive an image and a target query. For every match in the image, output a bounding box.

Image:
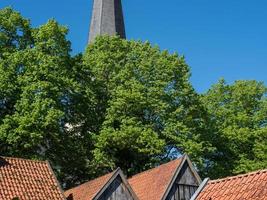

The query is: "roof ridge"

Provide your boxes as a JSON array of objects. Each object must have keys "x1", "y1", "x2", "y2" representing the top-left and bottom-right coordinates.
[
  {"x1": 1, "y1": 156, "x2": 47, "y2": 164},
  {"x1": 209, "y1": 169, "x2": 267, "y2": 184},
  {"x1": 128, "y1": 157, "x2": 183, "y2": 180}
]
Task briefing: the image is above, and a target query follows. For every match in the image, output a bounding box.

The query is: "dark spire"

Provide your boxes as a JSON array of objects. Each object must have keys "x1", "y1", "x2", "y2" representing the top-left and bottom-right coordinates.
[{"x1": 88, "y1": 0, "x2": 126, "y2": 43}]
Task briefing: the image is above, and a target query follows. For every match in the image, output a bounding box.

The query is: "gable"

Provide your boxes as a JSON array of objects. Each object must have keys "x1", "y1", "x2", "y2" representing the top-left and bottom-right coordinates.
[
  {"x1": 176, "y1": 161, "x2": 199, "y2": 186},
  {"x1": 97, "y1": 176, "x2": 135, "y2": 200},
  {"x1": 163, "y1": 157, "x2": 201, "y2": 200}
]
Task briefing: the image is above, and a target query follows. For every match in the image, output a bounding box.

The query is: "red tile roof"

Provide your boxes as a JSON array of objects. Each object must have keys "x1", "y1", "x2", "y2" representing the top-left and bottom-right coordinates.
[
  {"x1": 65, "y1": 158, "x2": 183, "y2": 200},
  {"x1": 197, "y1": 169, "x2": 267, "y2": 200},
  {"x1": 128, "y1": 158, "x2": 183, "y2": 200},
  {"x1": 0, "y1": 157, "x2": 65, "y2": 200},
  {"x1": 65, "y1": 171, "x2": 115, "y2": 200}
]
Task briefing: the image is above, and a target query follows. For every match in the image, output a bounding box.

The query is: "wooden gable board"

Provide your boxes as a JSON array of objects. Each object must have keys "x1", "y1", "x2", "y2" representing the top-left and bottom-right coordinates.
[
  {"x1": 176, "y1": 161, "x2": 200, "y2": 186},
  {"x1": 162, "y1": 155, "x2": 202, "y2": 200},
  {"x1": 97, "y1": 175, "x2": 134, "y2": 200},
  {"x1": 93, "y1": 168, "x2": 139, "y2": 200}
]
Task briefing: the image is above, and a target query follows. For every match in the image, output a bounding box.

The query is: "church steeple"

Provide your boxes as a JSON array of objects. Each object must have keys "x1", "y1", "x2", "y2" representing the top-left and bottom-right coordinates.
[{"x1": 88, "y1": 0, "x2": 126, "y2": 43}]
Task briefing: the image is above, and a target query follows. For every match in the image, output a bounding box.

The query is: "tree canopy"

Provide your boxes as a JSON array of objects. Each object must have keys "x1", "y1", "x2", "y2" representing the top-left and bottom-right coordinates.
[
  {"x1": 0, "y1": 7, "x2": 266, "y2": 189},
  {"x1": 201, "y1": 79, "x2": 267, "y2": 178},
  {"x1": 84, "y1": 37, "x2": 212, "y2": 176},
  {"x1": 0, "y1": 8, "x2": 95, "y2": 187}
]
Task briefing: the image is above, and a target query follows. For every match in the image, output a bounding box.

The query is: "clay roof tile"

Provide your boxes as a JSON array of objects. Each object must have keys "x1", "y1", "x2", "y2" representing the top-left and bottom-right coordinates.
[
  {"x1": 65, "y1": 158, "x2": 183, "y2": 200},
  {"x1": 128, "y1": 158, "x2": 183, "y2": 200},
  {"x1": 0, "y1": 156, "x2": 65, "y2": 200},
  {"x1": 197, "y1": 169, "x2": 267, "y2": 200}
]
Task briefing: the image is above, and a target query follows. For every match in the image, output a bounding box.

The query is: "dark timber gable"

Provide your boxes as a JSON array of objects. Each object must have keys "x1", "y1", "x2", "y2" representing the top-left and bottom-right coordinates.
[
  {"x1": 163, "y1": 155, "x2": 202, "y2": 200},
  {"x1": 94, "y1": 168, "x2": 138, "y2": 200},
  {"x1": 97, "y1": 176, "x2": 135, "y2": 200}
]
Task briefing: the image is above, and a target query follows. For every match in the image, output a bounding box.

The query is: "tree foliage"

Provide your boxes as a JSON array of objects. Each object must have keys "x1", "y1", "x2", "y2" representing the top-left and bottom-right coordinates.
[
  {"x1": 0, "y1": 8, "x2": 95, "y2": 188},
  {"x1": 84, "y1": 37, "x2": 212, "y2": 176},
  {"x1": 202, "y1": 79, "x2": 267, "y2": 178}
]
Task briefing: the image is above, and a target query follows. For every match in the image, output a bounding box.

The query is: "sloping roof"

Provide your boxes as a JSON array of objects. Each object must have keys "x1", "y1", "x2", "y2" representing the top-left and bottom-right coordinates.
[
  {"x1": 64, "y1": 156, "x2": 197, "y2": 200},
  {"x1": 128, "y1": 158, "x2": 183, "y2": 200},
  {"x1": 197, "y1": 169, "x2": 267, "y2": 200},
  {"x1": 0, "y1": 156, "x2": 65, "y2": 200},
  {"x1": 65, "y1": 171, "x2": 115, "y2": 200}
]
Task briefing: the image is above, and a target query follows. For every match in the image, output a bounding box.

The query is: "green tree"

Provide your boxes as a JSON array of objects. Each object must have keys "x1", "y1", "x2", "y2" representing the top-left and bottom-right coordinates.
[
  {"x1": 202, "y1": 79, "x2": 267, "y2": 178},
  {"x1": 0, "y1": 8, "x2": 96, "y2": 188},
  {"x1": 84, "y1": 36, "x2": 213, "y2": 176}
]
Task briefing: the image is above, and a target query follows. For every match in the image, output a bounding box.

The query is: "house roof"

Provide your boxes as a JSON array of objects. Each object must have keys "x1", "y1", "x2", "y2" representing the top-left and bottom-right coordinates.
[
  {"x1": 65, "y1": 155, "x2": 197, "y2": 200},
  {"x1": 65, "y1": 171, "x2": 115, "y2": 200},
  {"x1": 196, "y1": 169, "x2": 267, "y2": 200},
  {"x1": 0, "y1": 156, "x2": 65, "y2": 200},
  {"x1": 128, "y1": 158, "x2": 183, "y2": 200}
]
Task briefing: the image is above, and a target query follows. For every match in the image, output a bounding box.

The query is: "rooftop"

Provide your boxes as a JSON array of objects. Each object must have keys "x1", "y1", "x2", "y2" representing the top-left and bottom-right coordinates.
[
  {"x1": 0, "y1": 156, "x2": 65, "y2": 200},
  {"x1": 197, "y1": 169, "x2": 267, "y2": 200},
  {"x1": 128, "y1": 158, "x2": 183, "y2": 200},
  {"x1": 65, "y1": 157, "x2": 183, "y2": 200}
]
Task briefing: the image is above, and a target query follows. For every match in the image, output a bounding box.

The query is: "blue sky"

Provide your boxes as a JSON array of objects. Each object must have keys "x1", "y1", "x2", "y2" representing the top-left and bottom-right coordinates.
[{"x1": 1, "y1": 0, "x2": 266, "y2": 92}]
